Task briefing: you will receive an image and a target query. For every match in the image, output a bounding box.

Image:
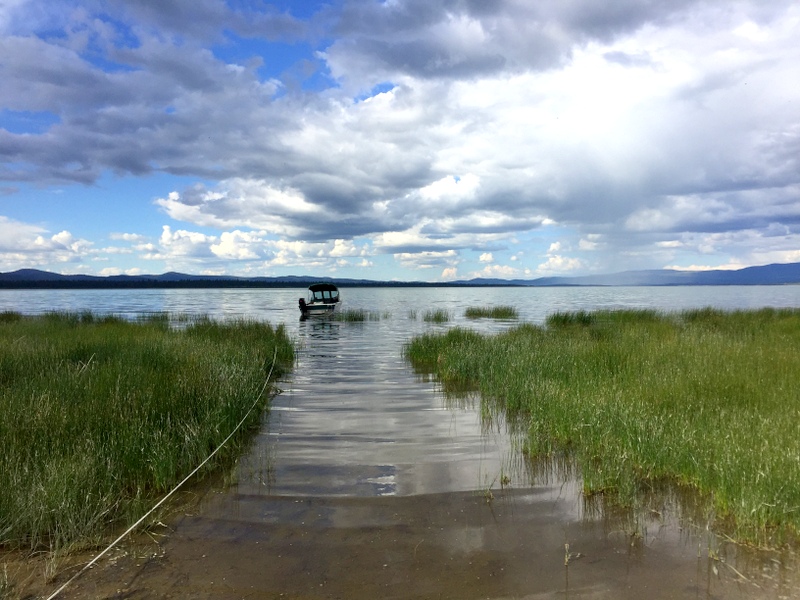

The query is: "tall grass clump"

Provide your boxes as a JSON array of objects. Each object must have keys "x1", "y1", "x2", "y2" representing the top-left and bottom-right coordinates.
[
  {"x1": 405, "y1": 307, "x2": 800, "y2": 547},
  {"x1": 423, "y1": 309, "x2": 451, "y2": 323},
  {"x1": 334, "y1": 308, "x2": 386, "y2": 322},
  {"x1": 465, "y1": 305, "x2": 518, "y2": 320},
  {"x1": 546, "y1": 310, "x2": 596, "y2": 328},
  {"x1": 0, "y1": 312, "x2": 294, "y2": 553}
]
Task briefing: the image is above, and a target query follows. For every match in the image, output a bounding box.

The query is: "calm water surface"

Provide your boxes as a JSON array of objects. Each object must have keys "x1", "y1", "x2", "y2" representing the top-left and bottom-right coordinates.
[
  {"x1": 4, "y1": 284, "x2": 800, "y2": 323},
  {"x1": 6, "y1": 286, "x2": 800, "y2": 598}
]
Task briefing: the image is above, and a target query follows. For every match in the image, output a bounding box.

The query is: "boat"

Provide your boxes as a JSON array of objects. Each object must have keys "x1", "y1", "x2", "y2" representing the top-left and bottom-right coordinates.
[{"x1": 299, "y1": 282, "x2": 341, "y2": 318}]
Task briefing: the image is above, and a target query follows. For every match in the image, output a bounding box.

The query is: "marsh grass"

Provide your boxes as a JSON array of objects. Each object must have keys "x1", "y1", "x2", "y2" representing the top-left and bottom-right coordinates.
[
  {"x1": 465, "y1": 305, "x2": 518, "y2": 320},
  {"x1": 404, "y1": 308, "x2": 800, "y2": 547},
  {"x1": 422, "y1": 309, "x2": 451, "y2": 323},
  {"x1": 334, "y1": 308, "x2": 387, "y2": 322},
  {"x1": 0, "y1": 312, "x2": 293, "y2": 554},
  {"x1": 0, "y1": 564, "x2": 10, "y2": 599}
]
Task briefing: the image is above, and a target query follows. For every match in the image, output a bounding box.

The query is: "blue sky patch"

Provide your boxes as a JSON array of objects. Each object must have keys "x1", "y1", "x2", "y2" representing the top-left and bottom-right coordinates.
[{"x1": 0, "y1": 110, "x2": 61, "y2": 135}]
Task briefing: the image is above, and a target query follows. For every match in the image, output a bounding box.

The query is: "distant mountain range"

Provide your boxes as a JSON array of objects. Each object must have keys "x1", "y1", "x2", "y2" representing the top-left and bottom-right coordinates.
[
  {"x1": 2, "y1": 262, "x2": 800, "y2": 288},
  {"x1": 471, "y1": 261, "x2": 800, "y2": 287}
]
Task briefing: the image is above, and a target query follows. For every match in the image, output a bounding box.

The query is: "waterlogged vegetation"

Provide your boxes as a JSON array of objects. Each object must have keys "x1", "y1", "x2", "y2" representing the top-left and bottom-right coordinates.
[
  {"x1": 334, "y1": 308, "x2": 388, "y2": 322},
  {"x1": 464, "y1": 305, "x2": 518, "y2": 320},
  {"x1": 414, "y1": 306, "x2": 518, "y2": 322},
  {"x1": 422, "y1": 309, "x2": 451, "y2": 323},
  {"x1": 405, "y1": 308, "x2": 800, "y2": 546},
  {"x1": 0, "y1": 311, "x2": 293, "y2": 553}
]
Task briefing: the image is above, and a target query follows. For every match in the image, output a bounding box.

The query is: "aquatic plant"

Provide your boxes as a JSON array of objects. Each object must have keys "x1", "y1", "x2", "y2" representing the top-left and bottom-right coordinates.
[
  {"x1": 465, "y1": 305, "x2": 518, "y2": 320},
  {"x1": 0, "y1": 312, "x2": 294, "y2": 553},
  {"x1": 334, "y1": 308, "x2": 385, "y2": 322},
  {"x1": 422, "y1": 309, "x2": 451, "y2": 323},
  {"x1": 405, "y1": 308, "x2": 800, "y2": 547}
]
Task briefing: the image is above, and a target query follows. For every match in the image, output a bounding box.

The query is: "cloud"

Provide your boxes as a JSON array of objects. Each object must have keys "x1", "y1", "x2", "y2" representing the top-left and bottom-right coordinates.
[
  {"x1": 110, "y1": 232, "x2": 146, "y2": 242},
  {"x1": 419, "y1": 173, "x2": 479, "y2": 203},
  {"x1": 0, "y1": 216, "x2": 92, "y2": 270},
  {"x1": 441, "y1": 266, "x2": 458, "y2": 280},
  {"x1": 1, "y1": 0, "x2": 799, "y2": 277},
  {"x1": 98, "y1": 266, "x2": 144, "y2": 276},
  {"x1": 156, "y1": 226, "x2": 216, "y2": 260},
  {"x1": 666, "y1": 263, "x2": 744, "y2": 272},
  {"x1": 210, "y1": 230, "x2": 263, "y2": 260},
  {"x1": 579, "y1": 235, "x2": 603, "y2": 251},
  {"x1": 132, "y1": 224, "x2": 376, "y2": 275},
  {"x1": 0, "y1": 215, "x2": 47, "y2": 251},
  {"x1": 324, "y1": 0, "x2": 718, "y2": 89},
  {"x1": 536, "y1": 237, "x2": 585, "y2": 275},
  {"x1": 394, "y1": 249, "x2": 458, "y2": 270},
  {"x1": 111, "y1": 0, "x2": 309, "y2": 43},
  {"x1": 537, "y1": 254, "x2": 585, "y2": 275},
  {"x1": 474, "y1": 263, "x2": 519, "y2": 279},
  {"x1": 155, "y1": 181, "x2": 322, "y2": 238}
]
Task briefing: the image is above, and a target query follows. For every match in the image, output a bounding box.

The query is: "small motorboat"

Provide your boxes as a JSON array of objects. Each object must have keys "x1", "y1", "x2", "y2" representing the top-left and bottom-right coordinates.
[{"x1": 299, "y1": 282, "x2": 341, "y2": 318}]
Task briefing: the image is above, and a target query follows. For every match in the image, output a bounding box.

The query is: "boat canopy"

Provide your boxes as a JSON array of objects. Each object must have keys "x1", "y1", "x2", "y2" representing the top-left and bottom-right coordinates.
[{"x1": 308, "y1": 283, "x2": 340, "y2": 303}]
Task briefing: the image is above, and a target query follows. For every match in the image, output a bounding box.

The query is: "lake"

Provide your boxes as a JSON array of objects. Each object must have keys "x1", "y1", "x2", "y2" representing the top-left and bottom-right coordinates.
[
  {"x1": 5, "y1": 285, "x2": 800, "y2": 599},
  {"x1": 4, "y1": 284, "x2": 800, "y2": 325}
]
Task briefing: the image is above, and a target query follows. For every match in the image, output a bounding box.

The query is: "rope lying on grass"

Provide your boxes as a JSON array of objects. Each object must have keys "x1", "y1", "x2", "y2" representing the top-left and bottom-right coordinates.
[{"x1": 46, "y1": 347, "x2": 280, "y2": 600}]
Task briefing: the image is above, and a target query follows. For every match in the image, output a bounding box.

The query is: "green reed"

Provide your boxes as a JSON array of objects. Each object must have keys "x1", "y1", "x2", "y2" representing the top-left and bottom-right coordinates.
[
  {"x1": 334, "y1": 308, "x2": 386, "y2": 322},
  {"x1": 422, "y1": 309, "x2": 451, "y2": 323},
  {"x1": 0, "y1": 312, "x2": 294, "y2": 553},
  {"x1": 464, "y1": 305, "x2": 518, "y2": 320},
  {"x1": 405, "y1": 308, "x2": 800, "y2": 546}
]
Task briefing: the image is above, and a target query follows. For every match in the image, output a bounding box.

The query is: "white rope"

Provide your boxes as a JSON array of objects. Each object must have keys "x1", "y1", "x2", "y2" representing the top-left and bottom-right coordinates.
[{"x1": 46, "y1": 348, "x2": 280, "y2": 600}]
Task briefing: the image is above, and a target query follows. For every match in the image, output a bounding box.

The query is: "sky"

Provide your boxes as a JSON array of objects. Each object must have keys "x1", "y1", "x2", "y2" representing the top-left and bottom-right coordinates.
[{"x1": 1, "y1": 0, "x2": 799, "y2": 281}]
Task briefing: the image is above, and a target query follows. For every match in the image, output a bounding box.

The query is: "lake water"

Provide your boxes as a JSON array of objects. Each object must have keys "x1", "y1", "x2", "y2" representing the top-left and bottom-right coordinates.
[
  {"x1": 6, "y1": 285, "x2": 800, "y2": 598},
  {"x1": 4, "y1": 284, "x2": 800, "y2": 324}
]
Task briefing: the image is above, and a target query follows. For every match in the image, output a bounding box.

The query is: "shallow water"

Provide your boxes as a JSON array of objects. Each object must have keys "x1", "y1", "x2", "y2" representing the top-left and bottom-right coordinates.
[
  {"x1": 4, "y1": 286, "x2": 800, "y2": 598},
  {"x1": 238, "y1": 316, "x2": 521, "y2": 499}
]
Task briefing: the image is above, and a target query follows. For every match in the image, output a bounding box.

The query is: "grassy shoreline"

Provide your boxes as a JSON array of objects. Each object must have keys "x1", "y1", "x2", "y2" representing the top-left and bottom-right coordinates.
[
  {"x1": 0, "y1": 311, "x2": 293, "y2": 554},
  {"x1": 404, "y1": 307, "x2": 800, "y2": 547}
]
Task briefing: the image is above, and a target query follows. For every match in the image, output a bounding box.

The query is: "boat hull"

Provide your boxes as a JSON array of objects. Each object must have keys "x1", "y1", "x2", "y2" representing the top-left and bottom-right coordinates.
[{"x1": 300, "y1": 303, "x2": 339, "y2": 319}]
